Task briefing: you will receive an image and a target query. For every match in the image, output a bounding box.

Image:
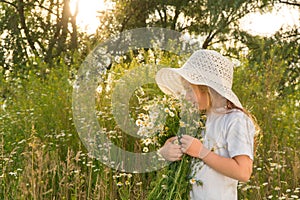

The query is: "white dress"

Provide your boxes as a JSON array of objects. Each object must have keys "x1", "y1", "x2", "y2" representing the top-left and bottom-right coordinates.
[{"x1": 190, "y1": 108, "x2": 255, "y2": 200}]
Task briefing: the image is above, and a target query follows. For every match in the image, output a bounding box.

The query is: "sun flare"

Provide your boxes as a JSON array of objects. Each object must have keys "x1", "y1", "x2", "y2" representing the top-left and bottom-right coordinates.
[
  {"x1": 70, "y1": 0, "x2": 112, "y2": 34},
  {"x1": 240, "y1": 5, "x2": 299, "y2": 37}
]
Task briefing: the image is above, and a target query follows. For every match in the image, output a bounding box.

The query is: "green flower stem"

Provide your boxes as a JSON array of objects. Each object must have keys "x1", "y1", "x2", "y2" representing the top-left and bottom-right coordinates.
[{"x1": 168, "y1": 159, "x2": 184, "y2": 200}]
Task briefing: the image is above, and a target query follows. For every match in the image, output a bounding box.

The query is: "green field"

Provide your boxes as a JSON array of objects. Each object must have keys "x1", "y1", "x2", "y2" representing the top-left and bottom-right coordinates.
[{"x1": 0, "y1": 49, "x2": 299, "y2": 200}]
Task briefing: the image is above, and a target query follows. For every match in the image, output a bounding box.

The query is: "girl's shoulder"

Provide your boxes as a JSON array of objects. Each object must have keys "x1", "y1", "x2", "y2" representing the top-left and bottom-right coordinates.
[
  {"x1": 224, "y1": 109, "x2": 253, "y2": 126},
  {"x1": 209, "y1": 108, "x2": 252, "y2": 125},
  {"x1": 226, "y1": 108, "x2": 245, "y2": 118}
]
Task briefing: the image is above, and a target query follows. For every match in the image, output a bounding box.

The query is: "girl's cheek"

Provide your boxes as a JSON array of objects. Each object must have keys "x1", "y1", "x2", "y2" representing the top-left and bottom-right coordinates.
[
  {"x1": 185, "y1": 90, "x2": 195, "y2": 102},
  {"x1": 198, "y1": 92, "x2": 209, "y2": 110}
]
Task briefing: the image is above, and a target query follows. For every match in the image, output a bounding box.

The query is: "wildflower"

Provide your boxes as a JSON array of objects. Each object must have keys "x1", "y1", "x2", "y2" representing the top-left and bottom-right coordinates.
[
  {"x1": 136, "y1": 119, "x2": 143, "y2": 127},
  {"x1": 143, "y1": 105, "x2": 150, "y2": 111},
  {"x1": 105, "y1": 85, "x2": 111, "y2": 92},
  {"x1": 138, "y1": 113, "x2": 145, "y2": 119},
  {"x1": 116, "y1": 182, "x2": 123, "y2": 187},
  {"x1": 152, "y1": 136, "x2": 158, "y2": 145},
  {"x1": 18, "y1": 139, "x2": 26, "y2": 144},
  {"x1": 125, "y1": 180, "x2": 130, "y2": 185},
  {"x1": 102, "y1": 156, "x2": 108, "y2": 161},
  {"x1": 142, "y1": 138, "x2": 153, "y2": 146},
  {"x1": 169, "y1": 111, "x2": 175, "y2": 117},
  {"x1": 143, "y1": 114, "x2": 150, "y2": 121},
  {"x1": 173, "y1": 139, "x2": 179, "y2": 145},
  {"x1": 138, "y1": 128, "x2": 148, "y2": 136},
  {"x1": 262, "y1": 182, "x2": 268, "y2": 186},
  {"x1": 291, "y1": 195, "x2": 299, "y2": 199},
  {"x1": 96, "y1": 85, "x2": 103, "y2": 93},
  {"x1": 242, "y1": 185, "x2": 252, "y2": 191},
  {"x1": 9, "y1": 172, "x2": 17, "y2": 176},
  {"x1": 201, "y1": 115, "x2": 207, "y2": 121},
  {"x1": 197, "y1": 120, "x2": 204, "y2": 127},
  {"x1": 162, "y1": 96, "x2": 167, "y2": 102},
  {"x1": 136, "y1": 182, "x2": 142, "y2": 186},
  {"x1": 150, "y1": 111, "x2": 159, "y2": 120},
  {"x1": 179, "y1": 121, "x2": 186, "y2": 127},
  {"x1": 143, "y1": 147, "x2": 149, "y2": 153},
  {"x1": 161, "y1": 185, "x2": 168, "y2": 190},
  {"x1": 170, "y1": 104, "x2": 176, "y2": 110},
  {"x1": 146, "y1": 121, "x2": 154, "y2": 129},
  {"x1": 162, "y1": 174, "x2": 168, "y2": 179},
  {"x1": 189, "y1": 178, "x2": 196, "y2": 185},
  {"x1": 1, "y1": 100, "x2": 7, "y2": 111},
  {"x1": 120, "y1": 173, "x2": 127, "y2": 177},
  {"x1": 164, "y1": 108, "x2": 170, "y2": 113}
]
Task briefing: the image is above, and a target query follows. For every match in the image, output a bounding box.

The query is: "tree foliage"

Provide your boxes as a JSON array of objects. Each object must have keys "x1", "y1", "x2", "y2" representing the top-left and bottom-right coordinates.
[
  {"x1": 98, "y1": 0, "x2": 270, "y2": 48},
  {"x1": 0, "y1": 0, "x2": 87, "y2": 75}
]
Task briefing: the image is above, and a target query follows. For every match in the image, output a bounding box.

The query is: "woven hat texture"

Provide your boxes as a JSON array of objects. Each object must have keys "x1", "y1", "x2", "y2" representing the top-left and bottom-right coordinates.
[{"x1": 155, "y1": 49, "x2": 242, "y2": 108}]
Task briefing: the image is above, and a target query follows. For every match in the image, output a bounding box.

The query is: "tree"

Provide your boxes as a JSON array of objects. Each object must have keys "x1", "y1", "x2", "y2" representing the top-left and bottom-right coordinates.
[
  {"x1": 0, "y1": 0, "x2": 83, "y2": 75},
  {"x1": 278, "y1": 0, "x2": 300, "y2": 6},
  {"x1": 97, "y1": 0, "x2": 270, "y2": 49}
]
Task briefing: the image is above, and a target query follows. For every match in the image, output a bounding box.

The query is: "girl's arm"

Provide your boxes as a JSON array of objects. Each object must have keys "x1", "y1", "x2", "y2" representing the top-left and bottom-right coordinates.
[
  {"x1": 202, "y1": 152, "x2": 252, "y2": 182},
  {"x1": 180, "y1": 135, "x2": 253, "y2": 182}
]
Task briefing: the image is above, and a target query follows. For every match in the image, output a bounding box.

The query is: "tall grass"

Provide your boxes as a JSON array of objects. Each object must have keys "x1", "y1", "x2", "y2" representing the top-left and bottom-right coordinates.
[{"x1": 0, "y1": 50, "x2": 299, "y2": 199}]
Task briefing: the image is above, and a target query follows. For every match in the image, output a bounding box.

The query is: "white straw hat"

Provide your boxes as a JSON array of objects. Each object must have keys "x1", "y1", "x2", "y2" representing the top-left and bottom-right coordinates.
[{"x1": 155, "y1": 49, "x2": 243, "y2": 108}]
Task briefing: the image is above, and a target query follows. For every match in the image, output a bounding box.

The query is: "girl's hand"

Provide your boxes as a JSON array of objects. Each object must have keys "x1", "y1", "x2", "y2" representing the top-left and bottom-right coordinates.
[
  {"x1": 158, "y1": 137, "x2": 183, "y2": 162},
  {"x1": 180, "y1": 135, "x2": 210, "y2": 159}
]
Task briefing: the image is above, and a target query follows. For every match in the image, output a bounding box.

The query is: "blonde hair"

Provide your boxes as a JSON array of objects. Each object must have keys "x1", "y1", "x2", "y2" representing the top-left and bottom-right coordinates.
[{"x1": 200, "y1": 85, "x2": 262, "y2": 154}]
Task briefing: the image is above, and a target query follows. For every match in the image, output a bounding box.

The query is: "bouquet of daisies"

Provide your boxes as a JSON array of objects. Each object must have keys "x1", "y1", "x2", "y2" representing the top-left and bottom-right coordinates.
[{"x1": 136, "y1": 95, "x2": 206, "y2": 200}]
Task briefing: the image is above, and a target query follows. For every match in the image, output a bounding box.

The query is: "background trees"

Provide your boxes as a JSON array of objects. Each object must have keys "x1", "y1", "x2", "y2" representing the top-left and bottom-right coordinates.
[
  {"x1": 98, "y1": 0, "x2": 271, "y2": 49},
  {"x1": 0, "y1": 0, "x2": 84, "y2": 75}
]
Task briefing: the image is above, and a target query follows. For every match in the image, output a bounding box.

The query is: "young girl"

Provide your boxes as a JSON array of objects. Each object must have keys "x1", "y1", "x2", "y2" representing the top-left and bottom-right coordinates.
[{"x1": 155, "y1": 49, "x2": 258, "y2": 199}]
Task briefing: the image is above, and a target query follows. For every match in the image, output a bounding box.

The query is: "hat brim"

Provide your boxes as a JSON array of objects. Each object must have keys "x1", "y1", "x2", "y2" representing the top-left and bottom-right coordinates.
[{"x1": 155, "y1": 67, "x2": 243, "y2": 109}]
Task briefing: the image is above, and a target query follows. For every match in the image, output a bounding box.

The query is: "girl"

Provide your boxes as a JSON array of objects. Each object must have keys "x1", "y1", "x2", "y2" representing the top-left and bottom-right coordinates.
[{"x1": 155, "y1": 49, "x2": 259, "y2": 199}]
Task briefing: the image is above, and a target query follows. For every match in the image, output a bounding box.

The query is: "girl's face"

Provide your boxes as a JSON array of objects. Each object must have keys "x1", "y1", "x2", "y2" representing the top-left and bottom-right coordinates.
[{"x1": 184, "y1": 83, "x2": 210, "y2": 111}]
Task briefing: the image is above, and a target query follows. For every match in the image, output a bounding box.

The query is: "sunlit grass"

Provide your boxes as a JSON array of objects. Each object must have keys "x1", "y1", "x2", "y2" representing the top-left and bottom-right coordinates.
[{"x1": 0, "y1": 51, "x2": 299, "y2": 199}]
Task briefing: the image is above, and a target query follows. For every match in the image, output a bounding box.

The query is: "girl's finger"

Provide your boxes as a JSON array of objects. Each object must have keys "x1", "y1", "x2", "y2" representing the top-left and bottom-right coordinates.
[
  {"x1": 171, "y1": 144, "x2": 182, "y2": 149},
  {"x1": 179, "y1": 138, "x2": 186, "y2": 144},
  {"x1": 181, "y1": 147, "x2": 184, "y2": 152}
]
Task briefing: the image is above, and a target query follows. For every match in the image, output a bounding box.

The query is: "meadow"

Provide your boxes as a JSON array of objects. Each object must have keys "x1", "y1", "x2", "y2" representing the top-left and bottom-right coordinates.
[{"x1": 0, "y1": 51, "x2": 299, "y2": 200}]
